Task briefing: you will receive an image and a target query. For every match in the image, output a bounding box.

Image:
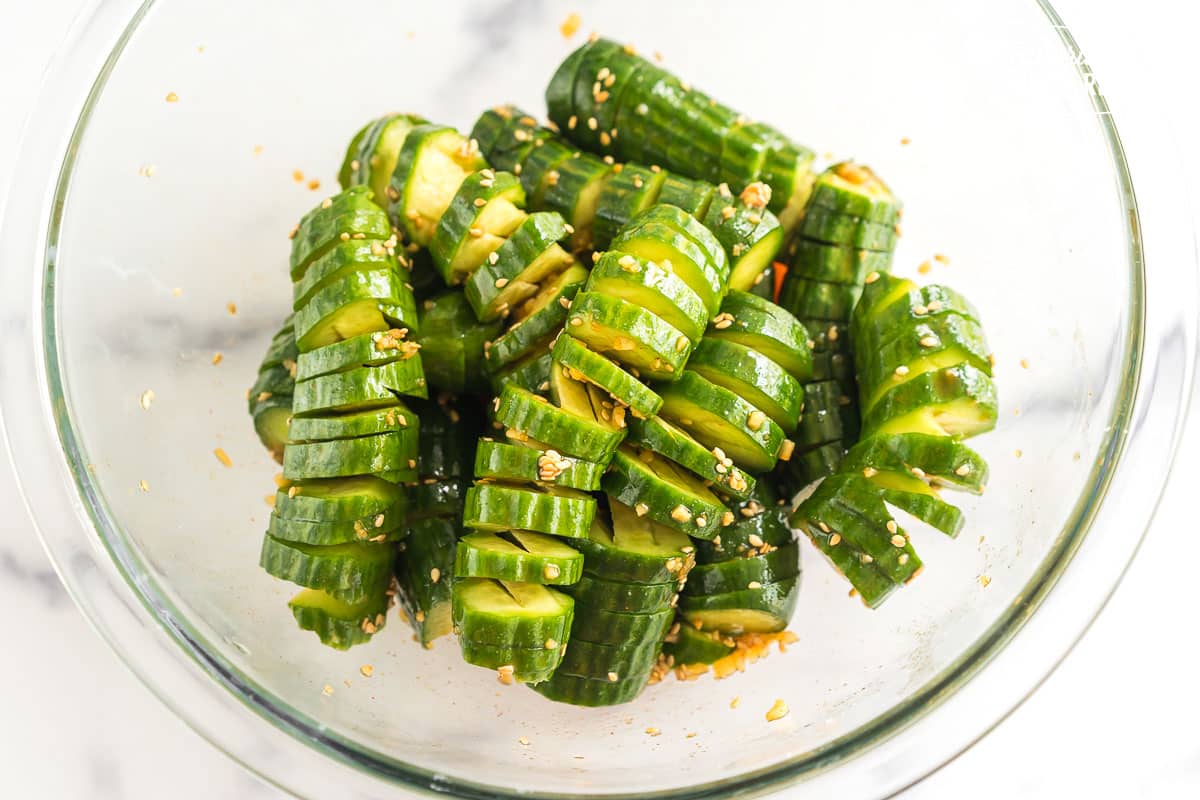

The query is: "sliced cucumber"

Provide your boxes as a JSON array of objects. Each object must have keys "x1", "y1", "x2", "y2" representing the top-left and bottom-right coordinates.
[
  {"x1": 474, "y1": 106, "x2": 554, "y2": 173},
  {"x1": 455, "y1": 531, "x2": 583, "y2": 585},
  {"x1": 464, "y1": 212, "x2": 576, "y2": 321},
  {"x1": 777, "y1": 276, "x2": 862, "y2": 323},
  {"x1": 703, "y1": 185, "x2": 785, "y2": 292},
  {"x1": 495, "y1": 383, "x2": 623, "y2": 462},
  {"x1": 529, "y1": 670, "x2": 647, "y2": 707},
  {"x1": 656, "y1": 371, "x2": 787, "y2": 473},
  {"x1": 291, "y1": 359, "x2": 427, "y2": 416},
  {"x1": 295, "y1": 329, "x2": 421, "y2": 382},
  {"x1": 282, "y1": 430, "x2": 419, "y2": 482},
  {"x1": 288, "y1": 403, "x2": 417, "y2": 443},
  {"x1": 760, "y1": 139, "x2": 817, "y2": 231},
  {"x1": 633, "y1": 204, "x2": 729, "y2": 280},
  {"x1": 656, "y1": 173, "x2": 717, "y2": 218},
  {"x1": 458, "y1": 640, "x2": 563, "y2": 684},
  {"x1": 260, "y1": 535, "x2": 394, "y2": 604},
  {"x1": 777, "y1": 440, "x2": 845, "y2": 492},
  {"x1": 339, "y1": 120, "x2": 373, "y2": 190},
  {"x1": 626, "y1": 414, "x2": 756, "y2": 501},
  {"x1": 693, "y1": 484, "x2": 794, "y2": 563},
  {"x1": 841, "y1": 432, "x2": 989, "y2": 494},
  {"x1": 430, "y1": 169, "x2": 527, "y2": 285},
  {"x1": 610, "y1": 216, "x2": 726, "y2": 316},
  {"x1": 568, "y1": 39, "x2": 644, "y2": 155},
  {"x1": 274, "y1": 475, "x2": 402, "y2": 522},
  {"x1": 252, "y1": 395, "x2": 293, "y2": 462},
  {"x1": 411, "y1": 396, "x2": 480, "y2": 480},
  {"x1": 290, "y1": 187, "x2": 392, "y2": 280},
  {"x1": 855, "y1": 277, "x2": 982, "y2": 336},
  {"x1": 558, "y1": 637, "x2": 660, "y2": 681},
  {"x1": 662, "y1": 624, "x2": 735, "y2": 665},
  {"x1": 593, "y1": 164, "x2": 667, "y2": 249},
  {"x1": 267, "y1": 511, "x2": 404, "y2": 547},
  {"x1": 786, "y1": 237, "x2": 893, "y2": 286},
  {"x1": 292, "y1": 239, "x2": 396, "y2": 310},
  {"x1": 552, "y1": 332, "x2": 662, "y2": 417},
  {"x1": 566, "y1": 291, "x2": 690, "y2": 381},
  {"x1": 289, "y1": 587, "x2": 389, "y2": 650},
  {"x1": 687, "y1": 337, "x2": 802, "y2": 432},
  {"x1": 796, "y1": 381, "x2": 846, "y2": 452},
  {"x1": 452, "y1": 577, "x2": 574, "y2": 648},
  {"x1": 861, "y1": 363, "x2": 998, "y2": 440},
  {"x1": 395, "y1": 516, "x2": 458, "y2": 645},
  {"x1": 563, "y1": 574, "x2": 678, "y2": 614},
  {"x1": 294, "y1": 268, "x2": 419, "y2": 352},
  {"x1": 587, "y1": 250, "x2": 707, "y2": 342},
  {"x1": 683, "y1": 544, "x2": 800, "y2": 596},
  {"x1": 706, "y1": 290, "x2": 813, "y2": 381},
  {"x1": 389, "y1": 124, "x2": 487, "y2": 246},
  {"x1": 519, "y1": 138, "x2": 577, "y2": 207},
  {"x1": 570, "y1": 606, "x2": 674, "y2": 647},
  {"x1": 798, "y1": 207, "x2": 898, "y2": 252},
  {"x1": 413, "y1": 289, "x2": 503, "y2": 394},
  {"x1": 487, "y1": 264, "x2": 587, "y2": 371},
  {"x1": 809, "y1": 162, "x2": 901, "y2": 225},
  {"x1": 541, "y1": 153, "x2": 613, "y2": 251},
  {"x1": 601, "y1": 447, "x2": 725, "y2": 540},
  {"x1": 679, "y1": 577, "x2": 799, "y2": 634},
  {"x1": 490, "y1": 350, "x2": 555, "y2": 398},
  {"x1": 407, "y1": 478, "x2": 469, "y2": 522},
  {"x1": 463, "y1": 483, "x2": 596, "y2": 539},
  {"x1": 474, "y1": 438, "x2": 604, "y2": 491},
  {"x1": 575, "y1": 503, "x2": 695, "y2": 584},
  {"x1": 347, "y1": 113, "x2": 428, "y2": 207}
]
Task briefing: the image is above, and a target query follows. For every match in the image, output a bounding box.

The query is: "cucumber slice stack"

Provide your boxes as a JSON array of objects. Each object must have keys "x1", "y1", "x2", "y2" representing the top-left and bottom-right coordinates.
[{"x1": 248, "y1": 317, "x2": 298, "y2": 463}]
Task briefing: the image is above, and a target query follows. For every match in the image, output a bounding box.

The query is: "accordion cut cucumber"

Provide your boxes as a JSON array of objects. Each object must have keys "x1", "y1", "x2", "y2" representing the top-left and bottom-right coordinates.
[
  {"x1": 656, "y1": 173, "x2": 717, "y2": 218},
  {"x1": 809, "y1": 162, "x2": 901, "y2": 224},
  {"x1": 663, "y1": 624, "x2": 735, "y2": 665},
  {"x1": 703, "y1": 185, "x2": 785, "y2": 292},
  {"x1": 283, "y1": 430, "x2": 419, "y2": 482},
  {"x1": 687, "y1": 337, "x2": 802, "y2": 432},
  {"x1": 587, "y1": 250, "x2": 708, "y2": 342},
  {"x1": 570, "y1": 606, "x2": 675, "y2": 647},
  {"x1": 566, "y1": 291, "x2": 690, "y2": 381},
  {"x1": 656, "y1": 371, "x2": 787, "y2": 473},
  {"x1": 855, "y1": 278, "x2": 982, "y2": 338},
  {"x1": 577, "y1": 502, "x2": 695, "y2": 585},
  {"x1": 870, "y1": 481, "x2": 965, "y2": 537},
  {"x1": 294, "y1": 268, "x2": 419, "y2": 352},
  {"x1": 799, "y1": 206, "x2": 898, "y2": 252},
  {"x1": 563, "y1": 574, "x2": 678, "y2": 614},
  {"x1": 795, "y1": 512, "x2": 897, "y2": 610},
  {"x1": 558, "y1": 637, "x2": 660, "y2": 681},
  {"x1": 474, "y1": 438, "x2": 604, "y2": 491},
  {"x1": 396, "y1": 516, "x2": 458, "y2": 645},
  {"x1": 593, "y1": 163, "x2": 667, "y2": 249},
  {"x1": 797, "y1": 381, "x2": 846, "y2": 452},
  {"x1": 474, "y1": 106, "x2": 554, "y2": 173},
  {"x1": 407, "y1": 478, "x2": 469, "y2": 522},
  {"x1": 412, "y1": 397, "x2": 480, "y2": 480},
  {"x1": 626, "y1": 414, "x2": 756, "y2": 501},
  {"x1": 601, "y1": 447, "x2": 724, "y2": 540},
  {"x1": 541, "y1": 153, "x2": 613, "y2": 250},
  {"x1": 496, "y1": 383, "x2": 623, "y2": 462},
  {"x1": 463, "y1": 483, "x2": 597, "y2": 539},
  {"x1": 487, "y1": 264, "x2": 587, "y2": 370},
  {"x1": 465, "y1": 211, "x2": 575, "y2": 321},
  {"x1": 777, "y1": 276, "x2": 861, "y2": 323},
  {"x1": 260, "y1": 535, "x2": 394, "y2": 604},
  {"x1": 679, "y1": 576, "x2": 799, "y2": 634},
  {"x1": 290, "y1": 187, "x2": 392, "y2": 280},
  {"x1": 458, "y1": 640, "x2": 563, "y2": 683},
  {"x1": 295, "y1": 329, "x2": 421, "y2": 382},
  {"x1": 683, "y1": 543, "x2": 800, "y2": 596},
  {"x1": 861, "y1": 363, "x2": 998, "y2": 440},
  {"x1": 455, "y1": 531, "x2": 584, "y2": 586},
  {"x1": 252, "y1": 396, "x2": 293, "y2": 462},
  {"x1": 568, "y1": 39, "x2": 642, "y2": 155},
  {"x1": 289, "y1": 587, "x2": 390, "y2": 650},
  {"x1": 293, "y1": 239, "x2": 397, "y2": 310},
  {"x1": 490, "y1": 350, "x2": 555, "y2": 398},
  {"x1": 841, "y1": 432, "x2": 989, "y2": 494},
  {"x1": 430, "y1": 169, "x2": 527, "y2": 285},
  {"x1": 291, "y1": 359, "x2": 428, "y2": 416},
  {"x1": 389, "y1": 124, "x2": 487, "y2": 246},
  {"x1": 694, "y1": 484, "x2": 794, "y2": 563},
  {"x1": 266, "y1": 511, "x2": 403, "y2": 547},
  {"x1": 610, "y1": 217, "x2": 725, "y2": 316},
  {"x1": 452, "y1": 577, "x2": 574, "y2": 648},
  {"x1": 274, "y1": 475, "x2": 403, "y2": 522},
  {"x1": 346, "y1": 113, "x2": 428, "y2": 207},
  {"x1": 519, "y1": 138, "x2": 577, "y2": 206},
  {"x1": 786, "y1": 237, "x2": 893, "y2": 286},
  {"x1": 707, "y1": 290, "x2": 813, "y2": 381},
  {"x1": 249, "y1": 318, "x2": 297, "y2": 460},
  {"x1": 415, "y1": 290, "x2": 503, "y2": 394},
  {"x1": 633, "y1": 204, "x2": 729, "y2": 280},
  {"x1": 288, "y1": 404, "x2": 416, "y2": 443},
  {"x1": 530, "y1": 670, "x2": 648, "y2": 706},
  {"x1": 551, "y1": 332, "x2": 662, "y2": 417}
]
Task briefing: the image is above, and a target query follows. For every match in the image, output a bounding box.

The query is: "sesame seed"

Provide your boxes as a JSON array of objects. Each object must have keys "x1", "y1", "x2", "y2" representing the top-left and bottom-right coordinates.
[
  {"x1": 518, "y1": 736, "x2": 531, "y2": 746},
  {"x1": 645, "y1": 727, "x2": 661, "y2": 737},
  {"x1": 469, "y1": 226, "x2": 483, "y2": 238},
  {"x1": 934, "y1": 253, "x2": 950, "y2": 264},
  {"x1": 559, "y1": 11, "x2": 581, "y2": 37},
  {"x1": 890, "y1": 534, "x2": 907, "y2": 547},
  {"x1": 545, "y1": 638, "x2": 558, "y2": 650},
  {"x1": 747, "y1": 410, "x2": 766, "y2": 431},
  {"x1": 138, "y1": 479, "x2": 149, "y2": 492},
  {"x1": 778, "y1": 439, "x2": 795, "y2": 461},
  {"x1": 322, "y1": 684, "x2": 334, "y2": 696},
  {"x1": 694, "y1": 516, "x2": 708, "y2": 528},
  {"x1": 635, "y1": 503, "x2": 649, "y2": 517},
  {"x1": 956, "y1": 463, "x2": 972, "y2": 476},
  {"x1": 165, "y1": 91, "x2": 179, "y2": 103},
  {"x1": 495, "y1": 278, "x2": 509, "y2": 288},
  {"x1": 587, "y1": 117, "x2": 598, "y2": 130},
  {"x1": 886, "y1": 520, "x2": 898, "y2": 534},
  {"x1": 430, "y1": 567, "x2": 441, "y2": 583},
  {"x1": 1020, "y1": 358, "x2": 1030, "y2": 369},
  {"x1": 828, "y1": 533, "x2": 841, "y2": 546},
  {"x1": 670, "y1": 505, "x2": 692, "y2": 523},
  {"x1": 894, "y1": 365, "x2": 910, "y2": 377},
  {"x1": 979, "y1": 574, "x2": 992, "y2": 587},
  {"x1": 898, "y1": 554, "x2": 910, "y2": 565},
  {"x1": 765, "y1": 699, "x2": 789, "y2": 722},
  {"x1": 748, "y1": 581, "x2": 762, "y2": 589},
  {"x1": 919, "y1": 335, "x2": 938, "y2": 348},
  {"x1": 636, "y1": 103, "x2": 648, "y2": 115},
  {"x1": 607, "y1": 671, "x2": 619, "y2": 682},
  {"x1": 865, "y1": 271, "x2": 880, "y2": 284},
  {"x1": 139, "y1": 389, "x2": 156, "y2": 410},
  {"x1": 213, "y1": 448, "x2": 232, "y2": 467},
  {"x1": 360, "y1": 664, "x2": 374, "y2": 677}
]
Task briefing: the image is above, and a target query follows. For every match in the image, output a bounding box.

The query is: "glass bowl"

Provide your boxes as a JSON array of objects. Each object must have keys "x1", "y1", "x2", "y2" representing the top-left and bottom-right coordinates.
[{"x1": 1, "y1": 1, "x2": 1195, "y2": 797}]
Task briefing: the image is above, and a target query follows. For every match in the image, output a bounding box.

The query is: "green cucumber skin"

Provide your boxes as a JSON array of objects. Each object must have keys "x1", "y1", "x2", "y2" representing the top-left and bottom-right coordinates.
[
  {"x1": 494, "y1": 384, "x2": 624, "y2": 462},
  {"x1": 490, "y1": 350, "x2": 556, "y2": 399},
  {"x1": 662, "y1": 624, "x2": 735, "y2": 665},
  {"x1": 797, "y1": 381, "x2": 846, "y2": 451},
  {"x1": 290, "y1": 187, "x2": 392, "y2": 280},
  {"x1": 562, "y1": 574, "x2": 678, "y2": 614},
  {"x1": 687, "y1": 337, "x2": 803, "y2": 432},
  {"x1": 406, "y1": 478, "x2": 469, "y2": 522},
  {"x1": 777, "y1": 276, "x2": 862, "y2": 323},
  {"x1": 567, "y1": 291, "x2": 691, "y2": 381},
  {"x1": 545, "y1": 48, "x2": 587, "y2": 137},
  {"x1": 702, "y1": 192, "x2": 784, "y2": 291},
  {"x1": 416, "y1": 290, "x2": 504, "y2": 395},
  {"x1": 592, "y1": 165, "x2": 667, "y2": 250},
  {"x1": 464, "y1": 212, "x2": 574, "y2": 322},
  {"x1": 551, "y1": 332, "x2": 663, "y2": 418},
  {"x1": 573, "y1": 511, "x2": 694, "y2": 586},
  {"x1": 569, "y1": 606, "x2": 675, "y2": 647},
  {"x1": 349, "y1": 114, "x2": 429, "y2": 208},
  {"x1": 451, "y1": 577, "x2": 575, "y2": 648},
  {"x1": 429, "y1": 169, "x2": 526, "y2": 285},
  {"x1": 786, "y1": 237, "x2": 893, "y2": 286},
  {"x1": 530, "y1": 670, "x2": 648, "y2": 706},
  {"x1": 410, "y1": 397, "x2": 481, "y2": 481},
  {"x1": 587, "y1": 250, "x2": 708, "y2": 342},
  {"x1": 808, "y1": 163, "x2": 901, "y2": 224},
  {"x1": 294, "y1": 268, "x2": 419, "y2": 352},
  {"x1": 798, "y1": 207, "x2": 898, "y2": 252},
  {"x1": 856, "y1": 280, "x2": 983, "y2": 337},
  {"x1": 295, "y1": 331, "x2": 420, "y2": 383},
  {"x1": 557, "y1": 637, "x2": 660, "y2": 681},
  {"x1": 454, "y1": 531, "x2": 584, "y2": 586},
  {"x1": 611, "y1": 217, "x2": 725, "y2": 316},
  {"x1": 267, "y1": 512, "x2": 404, "y2": 547},
  {"x1": 473, "y1": 438, "x2": 604, "y2": 492},
  {"x1": 260, "y1": 535, "x2": 394, "y2": 605},
  {"x1": 486, "y1": 265, "x2": 588, "y2": 371},
  {"x1": 282, "y1": 431, "x2": 419, "y2": 483},
  {"x1": 656, "y1": 174, "x2": 716, "y2": 219},
  {"x1": 796, "y1": 514, "x2": 896, "y2": 609},
  {"x1": 694, "y1": 485, "x2": 794, "y2": 563},
  {"x1": 860, "y1": 363, "x2": 999, "y2": 440},
  {"x1": 678, "y1": 576, "x2": 800, "y2": 635},
  {"x1": 519, "y1": 139, "x2": 577, "y2": 206},
  {"x1": 288, "y1": 404, "x2": 417, "y2": 443},
  {"x1": 274, "y1": 476, "x2": 402, "y2": 522},
  {"x1": 569, "y1": 40, "x2": 642, "y2": 155},
  {"x1": 776, "y1": 440, "x2": 846, "y2": 494},
  {"x1": 339, "y1": 121, "x2": 373, "y2": 189},
  {"x1": 389, "y1": 124, "x2": 487, "y2": 246},
  {"x1": 541, "y1": 154, "x2": 613, "y2": 250},
  {"x1": 253, "y1": 399, "x2": 292, "y2": 462},
  {"x1": 249, "y1": 365, "x2": 294, "y2": 413},
  {"x1": 872, "y1": 485, "x2": 965, "y2": 537},
  {"x1": 257, "y1": 317, "x2": 298, "y2": 371},
  {"x1": 626, "y1": 414, "x2": 757, "y2": 502},
  {"x1": 841, "y1": 433, "x2": 989, "y2": 494},
  {"x1": 632, "y1": 204, "x2": 729, "y2": 280},
  {"x1": 683, "y1": 544, "x2": 801, "y2": 596},
  {"x1": 395, "y1": 516, "x2": 459, "y2": 645},
  {"x1": 291, "y1": 359, "x2": 428, "y2": 416},
  {"x1": 292, "y1": 240, "x2": 394, "y2": 310},
  {"x1": 457, "y1": 640, "x2": 563, "y2": 684},
  {"x1": 602, "y1": 448, "x2": 725, "y2": 540},
  {"x1": 707, "y1": 290, "x2": 814, "y2": 382},
  {"x1": 463, "y1": 484, "x2": 597, "y2": 539},
  {"x1": 289, "y1": 589, "x2": 389, "y2": 651}
]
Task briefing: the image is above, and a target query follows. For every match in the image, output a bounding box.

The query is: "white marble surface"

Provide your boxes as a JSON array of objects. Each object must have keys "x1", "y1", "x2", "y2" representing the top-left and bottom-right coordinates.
[{"x1": 0, "y1": 1, "x2": 1197, "y2": 797}]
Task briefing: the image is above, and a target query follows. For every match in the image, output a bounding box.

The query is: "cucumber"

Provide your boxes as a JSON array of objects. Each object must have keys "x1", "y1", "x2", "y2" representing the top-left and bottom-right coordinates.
[
  {"x1": 558, "y1": 637, "x2": 660, "y2": 681},
  {"x1": 452, "y1": 577, "x2": 574, "y2": 648},
  {"x1": 686, "y1": 338, "x2": 802, "y2": 432},
  {"x1": 252, "y1": 395, "x2": 293, "y2": 462},
  {"x1": 260, "y1": 535, "x2": 394, "y2": 604},
  {"x1": 870, "y1": 482, "x2": 965, "y2": 537},
  {"x1": 656, "y1": 371, "x2": 787, "y2": 473},
  {"x1": 626, "y1": 414, "x2": 756, "y2": 501},
  {"x1": 761, "y1": 139, "x2": 817, "y2": 230},
  {"x1": 568, "y1": 39, "x2": 644, "y2": 156},
  {"x1": 289, "y1": 587, "x2": 389, "y2": 650},
  {"x1": 693, "y1": 484, "x2": 794, "y2": 563},
  {"x1": 389, "y1": 124, "x2": 487, "y2": 246},
  {"x1": 455, "y1": 531, "x2": 584, "y2": 586},
  {"x1": 540, "y1": 153, "x2": 613, "y2": 251},
  {"x1": 679, "y1": 577, "x2": 799, "y2": 634},
  {"x1": 463, "y1": 483, "x2": 597, "y2": 539},
  {"x1": 249, "y1": 318, "x2": 297, "y2": 461},
  {"x1": 294, "y1": 269, "x2": 419, "y2": 352},
  {"x1": 861, "y1": 363, "x2": 998, "y2": 440},
  {"x1": 798, "y1": 207, "x2": 898, "y2": 252},
  {"x1": 490, "y1": 350, "x2": 555, "y2": 398},
  {"x1": 601, "y1": 447, "x2": 725, "y2": 540},
  {"x1": 290, "y1": 187, "x2": 392, "y2": 280},
  {"x1": 430, "y1": 169, "x2": 527, "y2": 285},
  {"x1": 719, "y1": 122, "x2": 771, "y2": 190},
  {"x1": 777, "y1": 276, "x2": 861, "y2": 323},
  {"x1": 656, "y1": 174, "x2": 717, "y2": 219},
  {"x1": 407, "y1": 478, "x2": 469, "y2": 522},
  {"x1": 593, "y1": 164, "x2": 667, "y2": 249},
  {"x1": 629, "y1": 204, "x2": 729, "y2": 280},
  {"x1": 291, "y1": 359, "x2": 428, "y2": 416},
  {"x1": 347, "y1": 113, "x2": 428, "y2": 208},
  {"x1": 249, "y1": 364, "x2": 294, "y2": 407},
  {"x1": 274, "y1": 475, "x2": 402, "y2": 522},
  {"x1": 786, "y1": 237, "x2": 893, "y2": 286},
  {"x1": 777, "y1": 440, "x2": 845, "y2": 491},
  {"x1": 292, "y1": 239, "x2": 396, "y2": 310},
  {"x1": 415, "y1": 290, "x2": 503, "y2": 394},
  {"x1": 339, "y1": 121, "x2": 372, "y2": 189},
  {"x1": 796, "y1": 381, "x2": 846, "y2": 452},
  {"x1": 487, "y1": 264, "x2": 587, "y2": 371},
  {"x1": 407, "y1": 248, "x2": 447, "y2": 303},
  {"x1": 809, "y1": 162, "x2": 901, "y2": 225},
  {"x1": 854, "y1": 277, "x2": 982, "y2": 341},
  {"x1": 550, "y1": 334, "x2": 662, "y2": 418},
  {"x1": 530, "y1": 670, "x2": 647, "y2": 706},
  {"x1": 794, "y1": 509, "x2": 897, "y2": 610},
  {"x1": 811, "y1": 349, "x2": 854, "y2": 383},
  {"x1": 411, "y1": 397, "x2": 480, "y2": 480},
  {"x1": 519, "y1": 138, "x2": 577, "y2": 206},
  {"x1": 464, "y1": 212, "x2": 576, "y2": 321},
  {"x1": 474, "y1": 106, "x2": 554, "y2": 173},
  {"x1": 683, "y1": 544, "x2": 800, "y2": 595},
  {"x1": 457, "y1": 640, "x2": 563, "y2": 684},
  {"x1": 805, "y1": 320, "x2": 853, "y2": 355},
  {"x1": 545, "y1": 47, "x2": 588, "y2": 138},
  {"x1": 267, "y1": 511, "x2": 404, "y2": 547},
  {"x1": 610, "y1": 216, "x2": 726, "y2": 316},
  {"x1": 563, "y1": 574, "x2": 678, "y2": 614},
  {"x1": 495, "y1": 383, "x2": 623, "y2": 462},
  {"x1": 841, "y1": 432, "x2": 989, "y2": 494},
  {"x1": 570, "y1": 606, "x2": 674, "y2": 647},
  {"x1": 706, "y1": 291, "x2": 813, "y2": 381},
  {"x1": 395, "y1": 516, "x2": 458, "y2": 645},
  {"x1": 566, "y1": 291, "x2": 690, "y2": 382},
  {"x1": 575, "y1": 502, "x2": 695, "y2": 584},
  {"x1": 662, "y1": 624, "x2": 735, "y2": 665},
  {"x1": 295, "y1": 329, "x2": 421, "y2": 382},
  {"x1": 473, "y1": 438, "x2": 604, "y2": 491},
  {"x1": 703, "y1": 184, "x2": 785, "y2": 292},
  {"x1": 288, "y1": 403, "x2": 416, "y2": 443},
  {"x1": 282, "y1": 430, "x2": 419, "y2": 482},
  {"x1": 586, "y1": 250, "x2": 707, "y2": 342}
]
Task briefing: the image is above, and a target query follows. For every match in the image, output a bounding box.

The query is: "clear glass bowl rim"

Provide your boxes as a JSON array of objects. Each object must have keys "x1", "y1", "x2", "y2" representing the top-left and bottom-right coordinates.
[{"x1": 1, "y1": 1, "x2": 1195, "y2": 798}]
